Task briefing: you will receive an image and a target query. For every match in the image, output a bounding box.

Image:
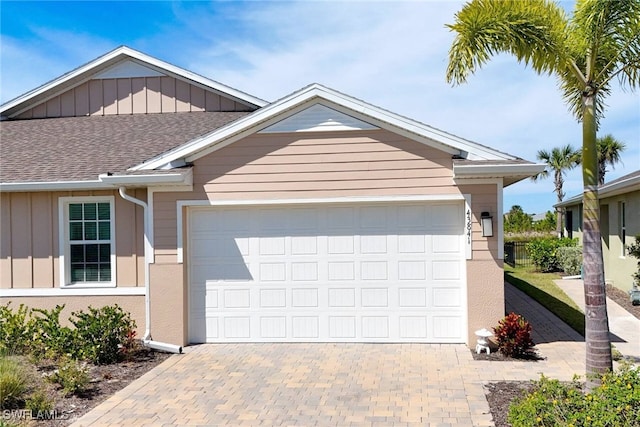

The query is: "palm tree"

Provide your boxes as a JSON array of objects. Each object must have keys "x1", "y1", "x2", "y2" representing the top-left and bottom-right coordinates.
[
  {"x1": 446, "y1": 0, "x2": 640, "y2": 389},
  {"x1": 597, "y1": 134, "x2": 626, "y2": 185},
  {"x1": 532, "y1": 145, "x2": 581, "y2": 236}
]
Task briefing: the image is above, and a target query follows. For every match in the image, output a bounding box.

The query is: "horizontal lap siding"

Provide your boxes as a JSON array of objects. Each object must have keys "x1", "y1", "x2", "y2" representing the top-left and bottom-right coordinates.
[
  {"x1": 0, "y1": 190, "x2": 145, "y2": 289},
  {"x1": 15, "y1": 77, "x2": 252, "y2": 119},
  {"x1": 153, "y1": 130, "x2": 465, "y2": 261},
  {"x1": 194, "y1": 130, "x2": 454, "y2": 197}
]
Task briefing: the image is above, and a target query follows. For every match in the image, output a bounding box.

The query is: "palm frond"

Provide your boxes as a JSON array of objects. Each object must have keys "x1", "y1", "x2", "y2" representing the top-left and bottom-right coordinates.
[{"x1": 446, "y1": 0, "x2": 573, "y2": 85}]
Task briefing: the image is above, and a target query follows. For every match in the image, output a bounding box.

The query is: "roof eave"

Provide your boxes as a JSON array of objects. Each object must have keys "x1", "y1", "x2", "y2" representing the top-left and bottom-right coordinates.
[
  {"x1": 131, "y1": 84, "x2": 521, "y2": 171},
  {"x1": 453, "y1": 163, "x2": 546, "y2": 187},
  {"x1": 555, "y1": 175, "x2": 640, "y2": 208},
  {"x1": 0, "y1": 170, "x2": 192, "y2": 192}
]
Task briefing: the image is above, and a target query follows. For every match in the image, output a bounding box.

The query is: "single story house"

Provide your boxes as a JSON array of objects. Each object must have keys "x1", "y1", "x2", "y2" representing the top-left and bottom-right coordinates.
[
  {"x1": 1, "y1": 46, "x2": 544, "y2": 348},
  {"x1": 557, "y1": 170, "x2": 640, "y2": 292}
]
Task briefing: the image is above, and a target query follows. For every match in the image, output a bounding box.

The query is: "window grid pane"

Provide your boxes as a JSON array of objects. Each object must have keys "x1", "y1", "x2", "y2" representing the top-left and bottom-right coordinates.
[{"x1": 68, "y1": 201, "x2": 112, "y2": 284}]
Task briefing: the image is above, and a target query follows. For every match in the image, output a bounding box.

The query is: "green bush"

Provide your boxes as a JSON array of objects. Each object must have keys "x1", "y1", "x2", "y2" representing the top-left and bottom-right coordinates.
[
  {"x1": 1, "y1": 303, "x2": 137, "y2": 365},
  {"x1": 47, "y1": 358, "x2": 89, "y2": 396},
  {"x1": 0, "y1": 356, "x2": 29, "y2": 409},
  {"x1": 0, "y1": 304, "x2": 33, "y2": 354},
  {"x1": 556, "y1": 246, "x2": 583, "y2": 276},
  {"x1": 29, "y1": 305, "x2": 75, "y2": 361},
  {"x1": 70, "y1": 305, "x2": 137, "y2": 365},
  {"x1": 526, "y1": 237, "x2": 577, "y2": 272},
  {"x1": 508, "y1": 364, "x2": 640, "y2": 426},
  {"x1": 25, "y1": 388, "x2": 54, "y2": 419},
  {"x1": 493, "y1": 312, "x2": 535, "y2": 358}
]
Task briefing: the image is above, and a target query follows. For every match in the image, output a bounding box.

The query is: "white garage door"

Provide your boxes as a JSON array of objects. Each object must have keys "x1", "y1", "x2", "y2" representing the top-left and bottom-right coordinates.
[{"x1": 188, "y1": 202, "x2": 466, "y2": 343}]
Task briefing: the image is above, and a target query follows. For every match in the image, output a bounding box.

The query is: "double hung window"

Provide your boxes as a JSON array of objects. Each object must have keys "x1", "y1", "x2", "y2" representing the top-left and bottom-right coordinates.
[{"x1": 60, "y1": 197, "x2": 115, "y2": 286}]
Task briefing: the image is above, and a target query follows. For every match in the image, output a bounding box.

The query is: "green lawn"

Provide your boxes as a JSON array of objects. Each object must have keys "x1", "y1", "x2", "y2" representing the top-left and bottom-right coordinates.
[{"x1": 504, "y1": 264, "x2": 585, "y2": 336}]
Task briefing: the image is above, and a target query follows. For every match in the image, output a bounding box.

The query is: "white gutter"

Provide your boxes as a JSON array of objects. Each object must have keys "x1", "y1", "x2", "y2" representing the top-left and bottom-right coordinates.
[
  {"x1": 0, "y1": 171, "x2": 192, "y2": 193},
  {"x1": 118, "y1": 187, "x2": 182, "y2": 354},
  {"x1": 99, "y1": 171, "x2": 192, "y2": 186},
  {"x1": 0, "y1": 180, "x2": 112, "y2": 192}
]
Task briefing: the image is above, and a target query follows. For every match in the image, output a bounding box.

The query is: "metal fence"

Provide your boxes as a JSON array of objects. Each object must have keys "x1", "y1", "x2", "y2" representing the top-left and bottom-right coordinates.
[{"x1": 504, "y1": 241, "x2": 532, "y2": 268}]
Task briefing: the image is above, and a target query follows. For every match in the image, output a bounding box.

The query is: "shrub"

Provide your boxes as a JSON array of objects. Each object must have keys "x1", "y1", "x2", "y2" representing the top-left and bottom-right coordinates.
[
  {"x1": 557, "y1": 246, "x2": 583, "y2": 276},
  {"x1": 493, "y1": 312, "x2": 535, "y2": 358},
  {"x1": 25, "y1": 388, "x2": 54, "y2": 419},
  {"x1": 70, "y1": 305, "x2": 137, "y2": 364},
  {"x1": 508, "y1": 363, "x2": 640, "y2": 426},
  {"x1": 526, "y1": 237, "x2": 577, "y2": 272},
  {"x1": 46, "y1": 358, "x2": 89, "y2": 396},
  {"x1": 0, "y1": 356, "x2": 29, "y2": 409},
  {"x1": 29, "y1": 305, "x2": 75, "y2": 361},
  {"x1": 0, "y1": 303, "x2": 33, "y2": 354}
]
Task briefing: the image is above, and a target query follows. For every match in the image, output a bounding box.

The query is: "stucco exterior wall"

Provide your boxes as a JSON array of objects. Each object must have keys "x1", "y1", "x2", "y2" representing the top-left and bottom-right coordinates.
[
  {"x1": 601, "y1": 191, "x2": 640, "y2": 291},
  {"x1": 562, "y1": 189, "x2": 639, "y2": 292},
  {"x1": 148, "y1": 262, "x2": 186, "y2": 345},
  {"x1": 466, "y1": 259, "x2": 504, "y2": 345}
]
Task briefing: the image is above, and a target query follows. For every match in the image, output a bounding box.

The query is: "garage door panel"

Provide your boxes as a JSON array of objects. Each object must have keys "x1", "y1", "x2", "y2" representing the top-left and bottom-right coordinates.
[
  {"x1": 432, "y1": 261, "x2": 462, "y2": 280},
  {"x1": 361, "y1": 288, "x2": 388, "y2": 307},
  {"x1": 259, "y1": 289, "x2": 287, "y2": 308},
  {"x1": 432, "y1": 288, "x2": 462, "y2": 307},
  {"x1": 189, "y1": 202, "x2": 466, "y2": 343}
]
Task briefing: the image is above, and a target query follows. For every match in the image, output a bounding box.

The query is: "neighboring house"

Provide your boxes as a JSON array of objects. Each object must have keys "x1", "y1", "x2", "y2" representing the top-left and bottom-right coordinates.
[
  {"x1": 557, "y1": 170, "x2": 640, "y2": 292},
  {"x1": 1, "y1": 46, "x2": 544, "y2": 348}
]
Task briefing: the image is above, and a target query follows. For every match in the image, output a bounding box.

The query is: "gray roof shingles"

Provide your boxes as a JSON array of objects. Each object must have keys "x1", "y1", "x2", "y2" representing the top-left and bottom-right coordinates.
[{"x1": 0, "y1": 112, "x2": 249, "y2": 183}]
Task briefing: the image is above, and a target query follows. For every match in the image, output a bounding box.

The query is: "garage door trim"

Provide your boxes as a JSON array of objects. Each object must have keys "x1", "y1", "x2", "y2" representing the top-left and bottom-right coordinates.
[{"x1": 185, "y1": 195, "x2": 470, "y2": 344}]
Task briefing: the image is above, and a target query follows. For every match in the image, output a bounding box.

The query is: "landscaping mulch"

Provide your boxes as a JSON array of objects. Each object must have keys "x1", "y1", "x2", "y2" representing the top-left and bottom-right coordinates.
[
  {"x1": 607, "y1": 283, "x2": 640, "y2": 320},
  {"x1": 471, "y1": 349, "x2": 544, "y2": 362},
  {"x1": 485, "y1": 381, "x2": 535, "y2": 427},
  {"x1": 21, "y1": 347, "x2": 171, "y2": 426}
]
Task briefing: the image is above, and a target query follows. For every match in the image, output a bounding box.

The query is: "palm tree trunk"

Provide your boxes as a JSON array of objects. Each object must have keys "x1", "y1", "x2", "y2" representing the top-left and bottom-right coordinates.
[{"x1": 582, "y1": 92, "x2": 612, "y2": 391}]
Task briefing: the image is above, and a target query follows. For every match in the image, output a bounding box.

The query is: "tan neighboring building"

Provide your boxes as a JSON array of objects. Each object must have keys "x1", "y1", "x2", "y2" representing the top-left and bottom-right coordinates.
[
  {"x1": 557, "y1": 170, "x2": 640, "y2": 292},
  {"x1": 1, "y1": 46, "x2": 544, "y2": 348}
]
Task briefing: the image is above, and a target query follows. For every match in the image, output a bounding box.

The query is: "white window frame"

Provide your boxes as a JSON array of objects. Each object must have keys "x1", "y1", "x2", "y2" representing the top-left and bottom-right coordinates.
[{"x1": 59, "y1": 196, "x2": 116, "y2": 288}]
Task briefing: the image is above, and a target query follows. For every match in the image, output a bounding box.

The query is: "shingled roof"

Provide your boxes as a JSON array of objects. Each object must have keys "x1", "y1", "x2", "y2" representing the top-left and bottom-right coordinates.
[{"x1": 0, "y1": 112, "x2": 249, "y2": 183}]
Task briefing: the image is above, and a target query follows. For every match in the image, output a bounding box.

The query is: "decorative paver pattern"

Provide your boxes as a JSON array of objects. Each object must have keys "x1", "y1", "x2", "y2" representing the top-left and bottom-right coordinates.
[{"x1": 72, "y1": 282, "x2": 597, "y2": 427}]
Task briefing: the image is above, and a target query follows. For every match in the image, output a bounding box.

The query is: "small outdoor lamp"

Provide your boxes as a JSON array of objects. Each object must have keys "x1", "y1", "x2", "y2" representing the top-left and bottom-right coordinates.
[{"x1": 480, "y1": 211, "x2": 493, "y2": 237}]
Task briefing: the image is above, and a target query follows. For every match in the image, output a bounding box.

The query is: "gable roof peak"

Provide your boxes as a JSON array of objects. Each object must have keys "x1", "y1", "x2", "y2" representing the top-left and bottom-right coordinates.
[{"x1": 1, "y1": 46, "x2": 267, "y2": 119}]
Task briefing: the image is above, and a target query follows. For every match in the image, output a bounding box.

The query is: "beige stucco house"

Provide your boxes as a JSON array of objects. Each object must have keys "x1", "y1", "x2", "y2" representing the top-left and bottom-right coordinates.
[
  {"x1": 557, "y1": 170, "x2": 640, "y2": 293},
  {"x1": 1, "y1": 46, "x2": 544, "y2": 349}
]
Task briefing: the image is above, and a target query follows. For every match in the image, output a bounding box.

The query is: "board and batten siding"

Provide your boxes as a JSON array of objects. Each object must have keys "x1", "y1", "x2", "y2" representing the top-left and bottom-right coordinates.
[
  {"x1": 16, "y1": 77, "x2": 252, "y2": 119},
  {"x1": 0, "y1": 190, "x2": 145, "y2": 289},
  {"x1": 152, "y1": 130, "x2": 499, "y2": 263}
]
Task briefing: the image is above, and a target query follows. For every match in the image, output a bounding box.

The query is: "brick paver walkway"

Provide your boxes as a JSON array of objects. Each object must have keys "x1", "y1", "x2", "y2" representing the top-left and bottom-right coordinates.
[{"x1": 72, "y1": 282, "x2": 588, "y2": 427}]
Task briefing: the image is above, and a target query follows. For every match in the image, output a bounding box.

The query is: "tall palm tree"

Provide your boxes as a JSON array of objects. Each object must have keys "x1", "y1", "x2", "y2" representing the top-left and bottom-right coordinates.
[
  {"x1": 446, "y1": 0, "x2": 640, "y2": 389},
  {"x1": 532, "y1": 145, "x2": 581, "y2": 236},
  {"x1": 597, "y1": 134, "x2": 626, "y2": 185}
]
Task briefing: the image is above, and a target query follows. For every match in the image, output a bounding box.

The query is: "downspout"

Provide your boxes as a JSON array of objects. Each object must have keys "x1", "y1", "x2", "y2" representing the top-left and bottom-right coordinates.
[{"x1": 118, "y1": 187, "x2": 182, "y2": 354}]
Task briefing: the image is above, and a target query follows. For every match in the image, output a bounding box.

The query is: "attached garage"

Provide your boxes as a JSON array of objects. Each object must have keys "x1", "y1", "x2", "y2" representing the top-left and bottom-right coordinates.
[{"x1": 188, "y1": 201, "x2": 466, "y2": 343}]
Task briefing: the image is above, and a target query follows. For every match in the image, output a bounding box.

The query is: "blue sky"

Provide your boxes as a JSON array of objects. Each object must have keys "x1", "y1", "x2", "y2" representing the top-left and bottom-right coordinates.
[{"x1": 1, "y1": 1, "x2": 638, "y2": 214}]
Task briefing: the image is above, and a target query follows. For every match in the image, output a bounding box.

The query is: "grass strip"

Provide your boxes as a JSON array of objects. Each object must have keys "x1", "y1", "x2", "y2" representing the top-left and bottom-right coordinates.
[{"x1": 505, "y1": 265, "x2": 585, "y2": 336}]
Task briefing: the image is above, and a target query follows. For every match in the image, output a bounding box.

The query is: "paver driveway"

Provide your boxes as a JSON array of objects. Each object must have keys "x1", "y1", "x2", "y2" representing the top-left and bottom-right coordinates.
[{"x1": 73, "y1": 283, "x2": 588, "y2": 427}]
